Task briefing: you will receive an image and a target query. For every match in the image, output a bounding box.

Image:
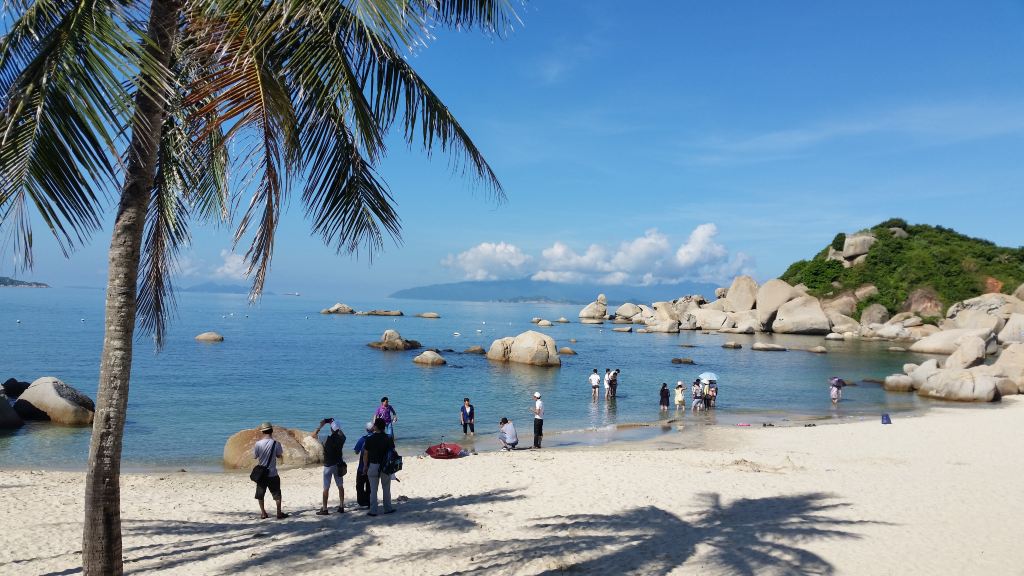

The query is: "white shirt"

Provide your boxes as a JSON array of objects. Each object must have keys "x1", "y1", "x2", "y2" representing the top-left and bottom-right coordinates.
[
  {"x1": 588, "y1": 373, "x2": 600, "y2": 387},
  {"x1": 534, "y1": 399, "x2": 544, "y2": 419},
  {"x1": 603, "y1": 372, "x2": 611, "y2": 389},
  {"x1": 500, "y1": 422, "x2": 518, "y2": 444},
  {"x1": 254, "y1": 437, "x2": 283, "y2": 477}
]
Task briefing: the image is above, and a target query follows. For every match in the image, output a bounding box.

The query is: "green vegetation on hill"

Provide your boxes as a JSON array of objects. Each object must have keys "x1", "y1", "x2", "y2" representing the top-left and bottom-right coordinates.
[{"x1": 781, "y1": 219, "x2": 1024, "y2": 317}]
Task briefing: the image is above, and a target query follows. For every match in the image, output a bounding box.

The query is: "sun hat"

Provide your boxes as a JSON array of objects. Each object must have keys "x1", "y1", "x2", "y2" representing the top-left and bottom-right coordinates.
[
  {"x1": 365, "y1": 421, "x2": 375, "y2": 432},
  {"x1": 330, "y1": 420, "x2": 341, "y2": 432},
  {"x1": 259, "y1": 421, "x2": 273, "y2": 432},
  {"x1": 533, "y1": 392, "x2": 541, "y2": 398}
]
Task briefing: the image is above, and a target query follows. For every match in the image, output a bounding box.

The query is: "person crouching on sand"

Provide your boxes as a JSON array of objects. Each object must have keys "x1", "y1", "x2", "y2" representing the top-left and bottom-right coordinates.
[
  {"x1": 498, "y1": 417, "x2": 518, "y2": 451},
  {"x1": 312, "y1": 418, "x2": 346, "y2": 515},
  {"x1": 254, "y1": 421, "x2": 287, "y2": 519}
]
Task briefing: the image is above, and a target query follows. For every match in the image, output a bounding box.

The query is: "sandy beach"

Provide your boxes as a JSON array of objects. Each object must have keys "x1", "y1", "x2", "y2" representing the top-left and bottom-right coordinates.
[{"x1": 2, "y1": 399, "x2": 1022, "y2": 575}]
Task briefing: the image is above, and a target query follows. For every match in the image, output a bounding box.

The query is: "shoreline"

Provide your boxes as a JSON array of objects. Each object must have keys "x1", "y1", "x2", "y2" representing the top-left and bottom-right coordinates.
[{"x1": 3, "y1": 397, "x2": 1022, "y2": 574}]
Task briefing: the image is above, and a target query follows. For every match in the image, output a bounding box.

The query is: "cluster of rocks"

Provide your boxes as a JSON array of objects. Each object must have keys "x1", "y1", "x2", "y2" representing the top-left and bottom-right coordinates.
[
  {"x1": 367, "y1": 329, "x2": 422, "y2": 351},
  {"x1": 884, "y1": 341, "x2": 1024, "y2": 402},
  {"x1": 826, "y1": 232, "x2": 881, "y2": 268},
  {"x1": 320, "y1": 302, "x2": 354, "y2": 314},
  {"x1": 486, "y1": 331, "x2": 561, "y2": 367},
  {"x1": 530, "y1": 317, "x2": 569, "y2": 327},
  {"x1": 223, "y1": 425, "x2": 324, "y2": 469},
  {"x1": 319, "y1": 302, "x2": 405, "y2": 316},
  {"x1": 1, "y1": 377, "x2": 95, "y2": 428}
]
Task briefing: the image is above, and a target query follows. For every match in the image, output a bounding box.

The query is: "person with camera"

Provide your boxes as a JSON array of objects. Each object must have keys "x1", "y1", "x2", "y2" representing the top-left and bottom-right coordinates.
[
  {"x1": 361, "y1": 417, "x2": 397, "y2": 516},
  {"x1": 312, "y1": 417, "x2": 347, "y2": 515}
]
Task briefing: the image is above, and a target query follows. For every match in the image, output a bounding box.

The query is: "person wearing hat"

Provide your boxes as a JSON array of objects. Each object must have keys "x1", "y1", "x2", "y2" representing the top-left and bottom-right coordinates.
[
  {"x1": 352, "y1": 421, "x2": 375, "y2": 508},
  {"x1": 531, "y1": 392, "x2": 544, "y2": 449},
  {"x1": 254, "y1": 422, "x2": 287, "y2": 519},
  {"x1": 312, "y1": 418, "x2": 347, "y2": 515}
]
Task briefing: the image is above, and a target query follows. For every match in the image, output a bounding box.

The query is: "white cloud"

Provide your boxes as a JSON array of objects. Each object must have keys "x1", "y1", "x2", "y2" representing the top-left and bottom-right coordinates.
[
  {"x1": 214, "y1": 249, "x2": 248, "y2": 280},
  {"x1": 452, "y1": 225, "x2": 752, "y2": 286},
  {"x1": 442, "y1": 242, "x2": 533, "y2": 281}
]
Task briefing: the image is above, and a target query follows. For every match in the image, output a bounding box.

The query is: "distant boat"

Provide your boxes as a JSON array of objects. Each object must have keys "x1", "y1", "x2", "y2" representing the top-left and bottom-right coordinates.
[
  {"x1": 283, "y1": 292, "x2": 301, "y2": 296},
  {"x1": 453, "y1": 332, "x2": 461, "y2": 336}
]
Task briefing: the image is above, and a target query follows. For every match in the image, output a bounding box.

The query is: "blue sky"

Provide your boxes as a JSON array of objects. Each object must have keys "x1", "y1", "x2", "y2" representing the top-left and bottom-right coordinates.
[{"x1": 8, "y1": 0, "x2": 1024, "y2": 298}]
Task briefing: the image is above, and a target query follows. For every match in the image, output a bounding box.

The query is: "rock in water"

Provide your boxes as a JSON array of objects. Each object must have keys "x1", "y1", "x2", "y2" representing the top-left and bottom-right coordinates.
[
  {"x1": 884, "y1": 374, "x2": 915, "y2": 392},
  {"x1": 721, "y1": 342, "x2": 742, "y2": 349},
  {"x1": 808, "y1": 346, "x2": 828, "y2": 354},
  {"x1": 558, "y1": 347, "x2": 577, "y2": 355},
  {"x1": 615, "y1": 303, "x2": 642, "y2": 319},
  {"x1": 486, "y1": 331, "x2": 560, "y2": 367},
  {"x1": 613, "y1": 326, "x2": 632, "y2": 333},
  {"x1": 537, "y1": 319, "x2": 554, "y2": 327},
  {"x1": 223, "y1": 426, "x2": 324, "y2": 469},
  {"x1": 726, "y1": 276, "x2": 759, "y2": 312},
  {"x1": 321, "y1": 303, "x2": 354, "y2": 314},
  {"x1": 557, "y1": 317, "x2": 570, "y2": 323},
  {"x1": 751, "y1": 343, "x2": 787, "y2": 352},
  {"x1": 368, "y1": 329, "x2": 422, "y2": 351},
  {"x1": 771, "y1": 296, "x2": 830, "y2": 335},
  {"x1": 578, "y1": 294, "x2": 608, "y2": 320},
  {"x1": 0, "y1": 393, "x2": 24, "y2": 429},
  {"x1": 580, "y1": 319, "x2": 604, "y2": 325},
  {"x1": 671, "y1": 357, "x2": 695, "y2": 364},
  {"x1": 2, "y1": 378, "x2": 30, "y2": 398},
  {"x1": 413, "y1": 351, "x2": 446, "y2": 365},
  {"x1": 195, "y1": 331, "x2": 225, "y2": 342},
  {"x1": 463, "y1": 345, "x2": 486, "y2": 354},
  {"x1": 13, "y1": 377, "x2": 94, "y2": 426},
  {"x1": 416, "y1": 312, "x2": 441, "y2": 319}
]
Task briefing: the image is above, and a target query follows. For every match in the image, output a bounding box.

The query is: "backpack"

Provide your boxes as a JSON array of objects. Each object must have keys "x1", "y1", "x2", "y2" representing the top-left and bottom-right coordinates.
[{"x1": 382, "y1": 448, "x2": 403, "y2": 475}]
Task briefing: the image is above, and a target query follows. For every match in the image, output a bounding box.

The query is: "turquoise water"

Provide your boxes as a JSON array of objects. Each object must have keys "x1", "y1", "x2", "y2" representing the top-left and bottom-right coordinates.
[{"x1": 1, "y1": 288, "x2": 938, "y2": 470}]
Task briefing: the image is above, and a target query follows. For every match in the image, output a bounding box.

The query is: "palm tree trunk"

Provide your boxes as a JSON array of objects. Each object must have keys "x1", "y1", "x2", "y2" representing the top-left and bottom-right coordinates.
[{"x1": 82, "y1": 1, "x2": 180, "y2": 573}]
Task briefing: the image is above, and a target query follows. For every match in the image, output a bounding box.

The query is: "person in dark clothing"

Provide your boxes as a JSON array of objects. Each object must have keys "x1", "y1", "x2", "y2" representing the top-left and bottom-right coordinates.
[
  {"x1": 531, "y1": 392, "x2": 544, "y2": 449},
  {"x1": 659, "y1": 383, "x2": 670, "y2": 411},
  {"x1": 312, "y1": 418, "x2": 346, "y2": 515},
  {"x1": 361, "y1": 418, "x2": 397, "y2": 516},
  {"x1": 352, "y1": 421, "x2": 374, "y2": 508},
  {"x1": 460, "y1": 397, "x2": 476, "y2": 435}
]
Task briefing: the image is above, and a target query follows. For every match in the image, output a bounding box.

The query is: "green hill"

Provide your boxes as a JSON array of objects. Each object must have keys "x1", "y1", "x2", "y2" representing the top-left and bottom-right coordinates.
[
  {"x1": 0, "y1": 276, "x2": 48, "y2": 288},
  {"x1": 780, "y1": 218, "x2": 1024, "y2": 319}
]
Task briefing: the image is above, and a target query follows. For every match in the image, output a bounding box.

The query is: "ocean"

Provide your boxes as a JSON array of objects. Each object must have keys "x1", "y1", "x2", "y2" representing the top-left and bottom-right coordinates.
[{"x1": 1, "y1": 287, "x2": 940, "y2": 470}]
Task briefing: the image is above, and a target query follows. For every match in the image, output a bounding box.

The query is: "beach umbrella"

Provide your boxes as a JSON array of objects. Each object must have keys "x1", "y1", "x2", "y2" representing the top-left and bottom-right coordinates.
[
  {"x1": 425, "y1": 440, "x2": 465, "y2": 460},
  {"x1": 698, "y1": 372, "x2": 719, "y2": 383}
]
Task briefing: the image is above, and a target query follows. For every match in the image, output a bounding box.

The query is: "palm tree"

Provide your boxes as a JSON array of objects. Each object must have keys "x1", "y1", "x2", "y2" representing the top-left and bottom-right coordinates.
[{"x1": 0, "y1": 0, "x2": 517, "y2": 573}]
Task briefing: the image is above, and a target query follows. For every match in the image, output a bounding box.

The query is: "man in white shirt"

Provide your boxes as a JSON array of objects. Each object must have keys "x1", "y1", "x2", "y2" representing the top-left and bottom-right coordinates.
[
  {"x1": 253, "y1": 421, "x2": 287, "y2": 519},
  {"x1": 531, "y1": 392, "x2": 544, "y2": 448},
  {"x1": 498, "y1": 417, "x2": 518, "y2": 450},
  {"x1": 588, "y1": 369, "x2": 600, "y2": 400}
]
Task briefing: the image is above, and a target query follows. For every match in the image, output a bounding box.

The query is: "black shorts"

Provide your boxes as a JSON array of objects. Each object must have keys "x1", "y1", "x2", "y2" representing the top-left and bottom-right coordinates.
[{"x1": 255, "y1": 475, "x2": 282, "y2": 500}]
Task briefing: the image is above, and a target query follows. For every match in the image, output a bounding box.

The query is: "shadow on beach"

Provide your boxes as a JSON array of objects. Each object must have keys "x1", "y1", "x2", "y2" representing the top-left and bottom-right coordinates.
[{"x1": 32, "y1": 490, "x2": 872, "y2": 575}]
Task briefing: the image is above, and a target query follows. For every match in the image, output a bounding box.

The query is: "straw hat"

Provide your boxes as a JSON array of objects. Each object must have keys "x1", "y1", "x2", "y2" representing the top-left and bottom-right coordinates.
[{"x1": 259, "y1": 421, "x2": 273, "y2": 432}]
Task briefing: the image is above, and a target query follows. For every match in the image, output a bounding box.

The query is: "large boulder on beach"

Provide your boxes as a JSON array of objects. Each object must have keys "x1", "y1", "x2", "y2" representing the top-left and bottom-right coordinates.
[
  {"x1": 822, "y1": 295, "x2": 857, "y2": 318},
  {"x1": 579, "y1": 294, "x2": 608, "y2": 319},
  {"x1": 825, "y1": 310, "x2": 860, "y2": 335},
  {"x1": 413, "y1": 351, "x2": 446, "y2": 366},
  {"x1": 2, "y1": 378, "x2": 29, "y2": 398},
  {"x1": 990, "y1": 343, "x2": 1024, "y2": 390},
  {"x1": 321, "y1": 303, "x2": 354, "y2": 314},
  {"x1": 13, "y1": 377, "x2": 94, "y2": 426},
  {"x1": 943, "y1": 336, "x2": 987, "y2": 370},
  {"x1": 0, "y1": 394, "x2": 23, "y2": 429},
  {"x1": 223, "y1": 426, "x2": 324, "y2": 469},
  {"x1": 909, "y1": 359, "x2": 940, "y2": 390},
  {"x1": 487, "y1": 331, "x2": 560, "y2": 367},
  {"x1": 368, "y1": 329, "x2": 421, "y2": 351},
  {"x1": 772, "y1": 296, "x2": 830, "y2": 335},
  {"x1": 918, "y1": 369, "x2": 1000, "y2": 402},
  {"x1": 945, "y1": 310, "x2": 1003, "y2": 333},
  {"x1": 997, "y1": 314, "x2": 1024, "y2": 344},
  {"x1": 842, "y1": 233, "x2": 876, "y2": 259},
  {"x1": 947, "y1": 293, "x2": 1024, "y2": 320},
  {"x1": 690, "y1": 309, "x2": 730, "y2": 331},
  {"x1": 726, "y1": 276, "x2": 758, "y2": 312},
  {"x1": 756, "y1": 279, "x2": 799, "y2": 328},
  {"x1": 909, "y1": 328, "x2": 993, "y2": 355},
  {"x1": 195, "y1": 331, "x2": 224, "y2": 342},
  {"x1": 722, "y1": 311, "x2": 759, "y2": 334},
  {"x1": 860, "y1": 304, "x2": 890, "y2": 326},
  {"x1": 703, "y1": 298, "x2": 736, "y2": 313}
]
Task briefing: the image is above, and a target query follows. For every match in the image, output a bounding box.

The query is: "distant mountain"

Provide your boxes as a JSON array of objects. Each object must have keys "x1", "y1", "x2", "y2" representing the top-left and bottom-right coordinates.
[
  {"x1": 181, "y1": 281, "x2": 274, "y2": 295},
  {"x1": 0, "y1": 276, "x2": 48, "y2": 288},
  {"x1": 390, "y1": 278, "x2": 718, "y2": 305}
]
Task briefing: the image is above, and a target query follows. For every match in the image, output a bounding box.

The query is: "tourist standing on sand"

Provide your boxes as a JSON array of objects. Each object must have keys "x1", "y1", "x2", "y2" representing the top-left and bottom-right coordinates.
[
  {"x1": 532, "y1": 392, "x2": 544, "y2": 448},
  {"x1": 312, "y1": 418, "x2": 346, "y2": 515},
  {"x1": 460, "y1": 397, "x2": 476, "y2": 435},
  {"x1": 353, "y1": 422, "x2": 374, "y2": 508},
  {"x1": 253, "y1": 421, "x2": 287, "y2": 519},
  {"x1": 609, "y1": 369, "x2": 620, "y2": 399},
  {"x1": 674, "y1": 382, "x2": 686, "y2": 410},
  {"x1": 375, "y1": 397, "x2": 397, "y2": 437},
  {"x1": 362, "y1": 418, "x2": 396, "y2": 516},
  {"x1": 659, "y1": 383, "x2": 670, "y2": 411},
  {"x1": 589, "y1": 369, "x2": 600, "y2": 400},
  {"x1": 498, "y1": 417, "x2": 518, "y2": 450}
]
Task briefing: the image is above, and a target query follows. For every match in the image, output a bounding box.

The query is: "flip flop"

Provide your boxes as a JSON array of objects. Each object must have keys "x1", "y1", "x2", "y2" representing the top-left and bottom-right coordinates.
[
  {"x1": 276, "y1": 513, "x2": 290, "y2": 519},
  {"x1": 316, "y1": 509, "x2": 329, "y2": 516}
]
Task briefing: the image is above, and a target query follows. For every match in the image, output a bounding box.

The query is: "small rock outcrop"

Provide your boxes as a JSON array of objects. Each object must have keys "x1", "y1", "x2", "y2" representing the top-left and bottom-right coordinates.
[
  {"x1": 223, "y1": 426, "x2": 324, "y2": 469},
  {"x1": 843, "y1": 233, "x2": 876, "y2": 260},
  {"x1": 0, "y1": 394, "x2": 24, "y2": 429},
  {"x1": 486, "y1": 331, "x2": 560, "y2": 367},
  {"x1": 537, "y1": 319, "x2": 553, "y2": 327},
  {"x1": 722, "y1": 342, "x2": 742, "y2": 349},
  {"x1": 808, "y1": 346, "x2": 828, "y2": 354},
  {"x1": 359, "y1": 309, "x2": 403, "y2": 316},
  {"x1": 13, "y1": 377, "x2": 95, "y2": 426},
  {"x1": 416, "y1": 312, "x2": 441, "y2": 319},
  {"x1": 413, "y1": 351, "x2": 446, "y2": 365},
  {"x1": 464, "y1": 345, "x2": 486, "y2": 354},
  {"x1": 615, "y1": 303, "x2": 642, "y2": 320},
  {"x1": 613, "y1": 326, "x2": 632, "y2": 333},
  {"x1": 752, "y1": 343, "x2": 787, "y2": 352},
  {"x1": 904, "y1": 288, "x2": 943, "y2": 318},
  {"x1": 320, "y1": 303, "x2": 354, "y2": 314},
  {"x1": 368, "y1": 329, "x2": 422, "y2": 351},
  {"x1": 195, "y1": 331, "x2": 224, "y2": 342},
  {"x1": 558, "y1": 347, "x2": 577, "y2": 355},
  {"x1": 581, "y1": 319, "x2": 604, "y2": 325},
  {"x1": 671, "y1": 357, "x2": 695, "y2": 364},
  {"x1": 578, "y1": 294, "x2": 608, "y2": 319},
  {"x1": 557, "y1": 317, "x2": 570, "y2": 323}
]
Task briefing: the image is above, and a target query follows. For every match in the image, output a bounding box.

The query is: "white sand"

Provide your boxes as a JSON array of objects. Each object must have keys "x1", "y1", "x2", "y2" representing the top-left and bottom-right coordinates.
[{"x1": 2, "y1": 399, "x2": 1022, "y2": 575}]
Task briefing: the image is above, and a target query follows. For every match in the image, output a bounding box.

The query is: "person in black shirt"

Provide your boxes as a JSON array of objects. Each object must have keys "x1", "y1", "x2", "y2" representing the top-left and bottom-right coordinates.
[
  {"x1": 361, "y1": 417, "x2": 396, "y2": 516},
  {"x1": 312, "y1": 418, "x2": 347, "y2": 515}
]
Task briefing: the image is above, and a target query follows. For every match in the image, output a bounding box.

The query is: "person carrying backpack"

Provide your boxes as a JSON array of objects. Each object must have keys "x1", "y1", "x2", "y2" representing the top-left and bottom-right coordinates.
[{"x1": 361, "y1": 417, "x2": 397, "y2": 516}]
